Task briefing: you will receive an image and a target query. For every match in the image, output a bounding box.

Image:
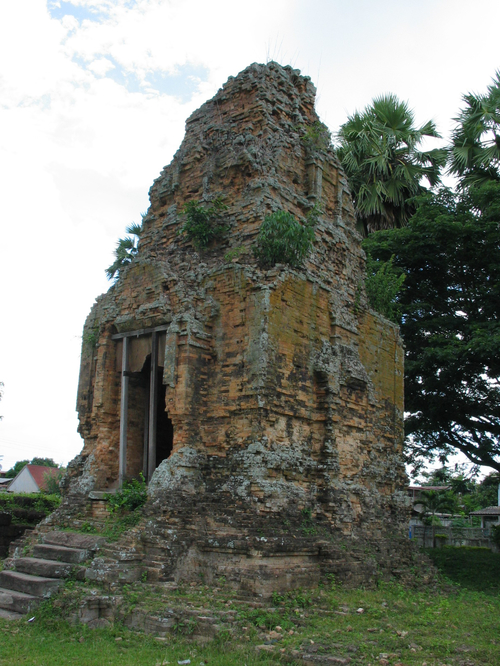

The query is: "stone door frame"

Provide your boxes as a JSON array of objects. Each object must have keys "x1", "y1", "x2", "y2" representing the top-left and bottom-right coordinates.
[{"x1": 112, "y1": 325, "x2": 169, "y2": 486}]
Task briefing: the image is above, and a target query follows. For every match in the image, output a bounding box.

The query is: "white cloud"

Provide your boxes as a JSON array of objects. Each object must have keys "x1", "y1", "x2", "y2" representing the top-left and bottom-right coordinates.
[{"x1": 88, "y1": 56, "x2": 116, "y2": 75}]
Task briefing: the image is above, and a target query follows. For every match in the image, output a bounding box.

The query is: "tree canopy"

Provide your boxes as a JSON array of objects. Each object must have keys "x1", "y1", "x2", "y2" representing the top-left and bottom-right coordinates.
[
  {"x1": 449, "y1": 71, "x2": 500, "y2": 188},
  {"x1": 5, "y1": 457, "x2": 59, "y2": 478},
  {"x1": 30, "y1": 457, "x2": 59, "y2": 468},
  {"x1": 363, "y1": 183, "x2": 500, "y2": 473},
  {"x1": 336, "y1": 94, "x2": 446, "y2": 235},
  {"x1": 418, "y1": 465, "x2": 500, "y2": 514}
]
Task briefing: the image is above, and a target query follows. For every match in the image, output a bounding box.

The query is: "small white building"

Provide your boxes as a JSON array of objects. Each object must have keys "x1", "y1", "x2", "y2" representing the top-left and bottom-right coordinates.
[{"x1": 7, "y1": 465, "x2": 60, "y2": 493}]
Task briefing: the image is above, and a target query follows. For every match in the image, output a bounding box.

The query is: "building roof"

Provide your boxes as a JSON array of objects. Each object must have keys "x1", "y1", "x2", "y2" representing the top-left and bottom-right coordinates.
[
  {"x1": 26, "y1": 465, "x2": 59, "y2": 491},
  {"x1": 469, "y1": 506, "x2": 500, "y2": 516},
  {"x1": 9, "y1": 465, "x2": 60, "y2": 492}
]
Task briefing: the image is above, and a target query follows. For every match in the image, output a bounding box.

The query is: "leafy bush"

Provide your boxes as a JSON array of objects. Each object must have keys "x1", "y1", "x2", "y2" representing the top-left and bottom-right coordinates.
[
  {"x1": 43, "y1": 470, "x2": 63, "y2": 496},
  {"x1": 82, "y1": 325, "x2": 99, "y2": 350},
  {"x1": 426, "y1": 545, "x2": 500, "y2": 593},
  {"x1": 363, "y1": 252, "x2": 405, "y2": 323},
  {"x1": 106, "y1": 474, "x2": 147, "y2": 513},
  {"x1": 491, "y1": 524, "x2": 500, "y2": 547},
  {"x1": 180, "y1": 197, "x2": 228, "y2": 250},
  {"x1": 253, "y1": 209, "x2": 316, "y2": 268},
  {"x1": 0, "y1": 493, "x2": 61, "y2": 514}
]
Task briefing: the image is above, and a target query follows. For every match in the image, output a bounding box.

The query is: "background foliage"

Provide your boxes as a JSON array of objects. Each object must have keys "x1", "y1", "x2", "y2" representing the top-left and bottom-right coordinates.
[{"x1": 363, "y1": 183, "x2": 500, "y2": 473}]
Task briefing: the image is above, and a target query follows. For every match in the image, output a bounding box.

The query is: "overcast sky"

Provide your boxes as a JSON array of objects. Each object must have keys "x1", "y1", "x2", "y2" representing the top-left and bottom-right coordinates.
[{"x1": 1, "y1": 0, "x2": 499, "y2": 473}]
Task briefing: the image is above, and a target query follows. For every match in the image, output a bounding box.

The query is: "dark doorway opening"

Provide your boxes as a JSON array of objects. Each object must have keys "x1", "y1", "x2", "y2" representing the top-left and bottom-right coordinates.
[
  {"x1": 155, "y1": 373, "x2": 173, "y2": 467},
  {"x1": 136, "y1": 356, "x2": 174, "y2": 480}
]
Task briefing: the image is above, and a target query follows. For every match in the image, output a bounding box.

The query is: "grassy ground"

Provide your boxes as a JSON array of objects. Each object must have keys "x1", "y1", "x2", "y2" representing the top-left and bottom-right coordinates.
[{"x1": 1, "y1": 547, "x2": 500, "y2": 666}]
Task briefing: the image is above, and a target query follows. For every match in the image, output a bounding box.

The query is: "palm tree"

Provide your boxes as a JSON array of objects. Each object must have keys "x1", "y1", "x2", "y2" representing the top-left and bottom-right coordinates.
[
  {"x1": 449, "y1": 71, "x2": 500, "y2": 188},
  {"x1": 106, "y1": 221, "x2": 143, "y2": 281},
  {"x1": 336, "y1": 94, "x2": 446, "y2": 235},
  {"x1": 416, "y1": 489, "x2": 457, "y2": 547}
]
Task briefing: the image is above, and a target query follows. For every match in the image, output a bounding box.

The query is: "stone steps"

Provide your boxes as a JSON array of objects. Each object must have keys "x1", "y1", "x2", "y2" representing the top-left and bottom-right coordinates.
[
  {"x1": 41, "y1": 531, "x2": 106, "y2": 551},
  {"x1": 14, "y1": 557, "x2": 85, "y2": 580},
  {"x1": 0, "y1": 608, "x2": 24, "y2": 621},
  {"x1": 0, "y1": 529, "x2": 106, "y2": 620},
  {"x1": 0, "y1": 570, "x2": 62, "y2": 597},
  {"x1": 32, "y1": 544, "x2": 90, "y2": 564},
  {"x1": 0, "y1": 587, "x2": 39, "y2": 614}
]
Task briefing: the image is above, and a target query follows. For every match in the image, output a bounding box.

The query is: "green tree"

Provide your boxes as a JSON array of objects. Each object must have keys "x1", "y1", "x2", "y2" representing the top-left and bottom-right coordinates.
[
  {"x1": 449, "y1": 71, "x2": 500, "y2": 188},
  {"x1": 5, "y1": 460, "x2": 29, "y2": 477},
  {"x1": 419, "y1": 467, "x2": 499, "y2": 516},
  {"x1": 416, "y1": 489, "x2": 457, "y2": 547},
  {"x1": 43, "y1": 469, "x2": 63, "y2": 495},
  {"x1": 476, "y1": 472, "x2": 500, "y2": 508},
  {"x1": 417, "y1": 489, "x2": 457, "y2": 523},
  {"x1": 30, "y1": 457, "x2": 58, "y2": 468},
  {"x1": 5, "y1": 457, "x2": 59, "y2": 478},
  {"x1": 337, "y1": 94, "x2": 446, "y2": 235},
  {"x1": 106, "y1": 220, "x2": 143, "y2": 281},
  {"x1": 363, "y1": 183, "x2": 500, "y2": 473}
]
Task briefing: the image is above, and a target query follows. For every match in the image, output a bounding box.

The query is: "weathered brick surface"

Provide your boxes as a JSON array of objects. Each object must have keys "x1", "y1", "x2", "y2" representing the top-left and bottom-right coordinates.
[{"x1": 67, "y1": 62, "x2": 414, "y2": 592}]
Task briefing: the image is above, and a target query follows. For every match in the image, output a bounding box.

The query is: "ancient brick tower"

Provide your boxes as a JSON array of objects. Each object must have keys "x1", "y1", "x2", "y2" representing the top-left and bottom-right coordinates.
[{"x1": 71, "y1": 62, "x2": 409, "y2": 592}]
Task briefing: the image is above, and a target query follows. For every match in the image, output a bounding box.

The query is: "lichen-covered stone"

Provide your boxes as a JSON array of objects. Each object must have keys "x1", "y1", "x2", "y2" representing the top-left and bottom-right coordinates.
[{"x1": 70, "y1": 62, "x2": 413, "y2": 593}]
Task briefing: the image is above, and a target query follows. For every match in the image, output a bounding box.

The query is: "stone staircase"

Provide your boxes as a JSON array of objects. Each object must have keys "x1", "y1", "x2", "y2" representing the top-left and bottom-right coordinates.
[{"x1": 0, "y1": 531, "x2": 105, "y2": 620}]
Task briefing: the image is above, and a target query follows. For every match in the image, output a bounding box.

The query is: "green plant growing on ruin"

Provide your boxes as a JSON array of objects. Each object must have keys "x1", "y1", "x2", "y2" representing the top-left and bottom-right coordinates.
[
  {"x1": 253, "y1": 209, "x2": 316, "y2": 268},
  {"x1": 173, "y1": 618, "x2": 198, "y2": 636},
  {"x1": 105, "y1": 473, "x2": 147, "y2": 513},
  {"x1": 300, "y1": 507, "x2": 317, "y2": 535},
  {"x1": 300, "y1": 120, "x2": 331, "y2": 154},
  {"x1": 106, "y1": 217, "x2": 144, "y2": 281},
  {"x1": 79, "y1": 521, "x2": 97, "y2": 533},
  {"x1": 82, "y1": 325, "x2": 100, "y2": 350},
  {"x1": 180, "y1": 197, "x2": 228, "y2": 250},
  {"x1": 224, "y1": 245, "x2": 247, "y2": 262},
  {"x1": 363, "y1": 252, "x2": 405, "y2": 324}
]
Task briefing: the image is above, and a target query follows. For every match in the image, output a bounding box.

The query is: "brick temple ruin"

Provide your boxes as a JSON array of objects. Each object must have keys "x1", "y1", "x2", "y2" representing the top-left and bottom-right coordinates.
[{"x1": 64, "y1": 62, "x2": 412, "y2": 593}]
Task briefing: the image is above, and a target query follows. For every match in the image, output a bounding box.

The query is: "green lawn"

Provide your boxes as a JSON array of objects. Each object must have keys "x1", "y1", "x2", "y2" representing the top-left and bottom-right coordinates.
[{"x1": 1, "y1": 547, "x2": 500, "y2": 665}]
